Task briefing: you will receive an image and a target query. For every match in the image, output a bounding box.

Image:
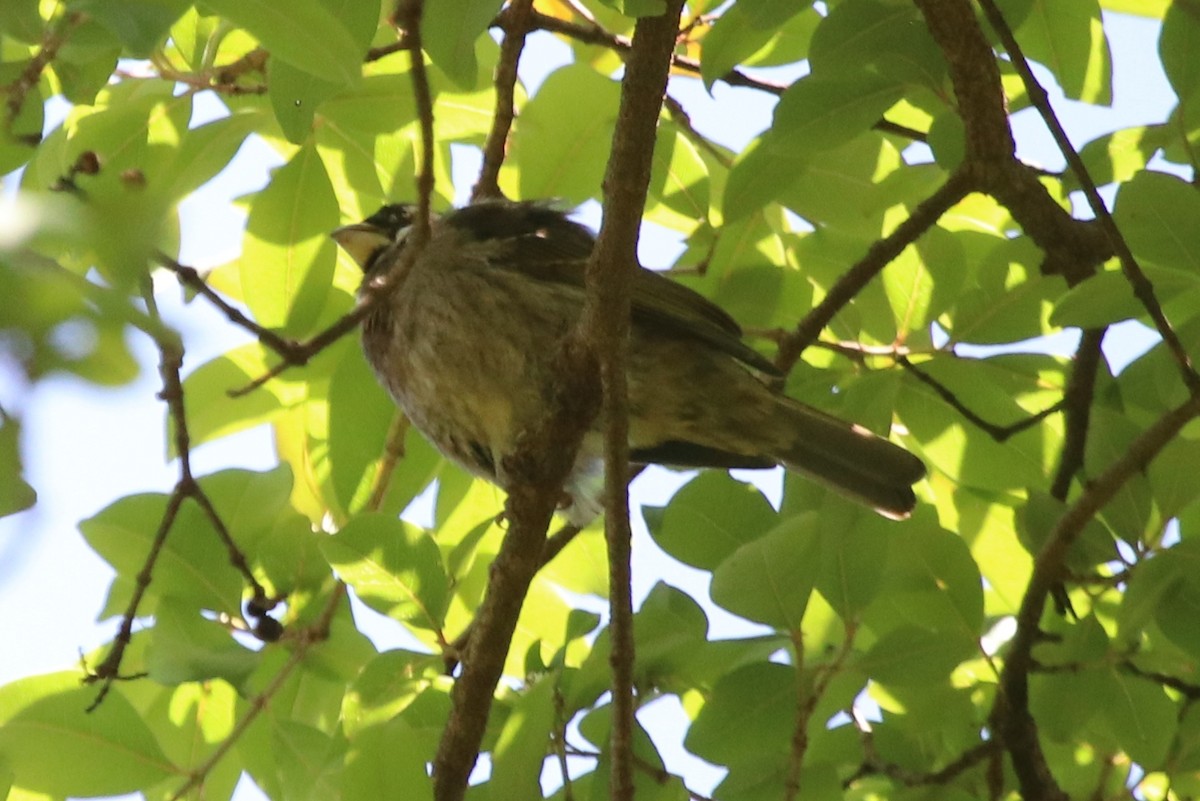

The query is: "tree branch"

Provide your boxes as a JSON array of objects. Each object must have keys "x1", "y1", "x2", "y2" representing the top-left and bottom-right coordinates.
[
  {"x1": 472, "y1": 0, "x2": 535, "y2": 201},
  {"x1": 775, "y1": 168, "x2": 973, "y2": 369},
  {"x1": 976, "y1": 0, "x2": 1200, "y2": 393},
  {"x1": 84, "y1": 278, "x2": 276, "y2": 707},
  {"x1": 582, "y1": 4, "x2": 687, "y2": 797},
  {"x1": 999, "y1": 393, "x2": 1200, "y2": 800},
  {"x1": 899, "y1": 355, "x2": 1064, "y2": 442}
]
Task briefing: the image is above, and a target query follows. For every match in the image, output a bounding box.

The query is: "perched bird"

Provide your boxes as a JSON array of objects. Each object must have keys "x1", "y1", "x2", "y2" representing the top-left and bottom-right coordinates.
[{"x1": 332, "y1": 200, "x2": 925, "y2": 523}]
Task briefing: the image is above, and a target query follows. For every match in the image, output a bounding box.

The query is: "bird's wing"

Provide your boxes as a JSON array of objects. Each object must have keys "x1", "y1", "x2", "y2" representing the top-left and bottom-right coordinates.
[{"x1": 447, "y1": 201, "x2": 780, "y2": 376}]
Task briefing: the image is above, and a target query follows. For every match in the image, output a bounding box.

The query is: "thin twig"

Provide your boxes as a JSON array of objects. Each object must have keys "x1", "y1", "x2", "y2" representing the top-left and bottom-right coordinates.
[
  {"x1": 168, "y1": 585, "x2": 345, "y2": 800},
  {"x1": 366, "y1": 413, "x2": 410, "y2": 512},
  {"x1": 85, "y1": 278, "x2": 270, "y2": 707},
  {"x1": 156, "y1": 252, "x2": 295, "y2": 361},
  {"x1": 975, "y1": 0, "x2": 1200, "y2": 394},
  {"x1": 776, "y1": 168, "x2": 974, "y2": 370},
  {"x1": 4, "y1": 12, "x2": 83, "y2": 143},
  {"x1": 899, "y1": 355, "x2": 1063, "y2": 442},
  {"x1": 472, "y1": 0, "x2": 535, "y2": 200},
  {"x1": 785, "y1": 622, "x2": 857, "y2": 800},
  {"x1": 848, "y1": 737, "x2": 999, "y2": 788}
]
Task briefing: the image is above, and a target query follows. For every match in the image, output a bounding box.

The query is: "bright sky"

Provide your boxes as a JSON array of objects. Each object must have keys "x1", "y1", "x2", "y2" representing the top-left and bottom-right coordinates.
[{"x1": 0, "y1": 10, "x2": 1176, "y2": 798}]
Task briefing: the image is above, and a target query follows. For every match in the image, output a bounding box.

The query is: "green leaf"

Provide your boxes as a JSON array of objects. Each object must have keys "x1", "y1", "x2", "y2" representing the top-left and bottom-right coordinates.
[
  {"x1": 1113, "y1": 170, "x2": 1200, "y2": 271},
  {"x1": 327, "y1": 349, "x2": 397, "y2": 513},
  {"x1": 814, "y1": 504, "x2": 891, "y2": 617},
  {"x1": 51, "y1": 16, "x2": 122, "y2": 104},
  {"x1": 321, "y1": 513, "x2": 450, "y2": 631},
  {"x1": 685, "y1": 662, "x2": 794, "y2": 766},
  {"x1": 647, "y1": 122, "x2": 711, "y2": 227},
  {"x1": 722, "y1": 136, "x2": 802, "y2": 223},
  {"x1": 710, "y1": 513, "x2": 820, "y2": 630},
  {"x1": 68, "y1": 0, "x2": 190, "y2": 57},
  {"x1": 0, "y1": 672, "x2": 175, "y2": 795},
  {"x1": 270, "y1": 60, "x2": 342, "y2": 144},
  {"x1": 776, "y1": 133, "x2": 899, "y2": 234},
  {"x1": 146, "y1": 598, "x2": 260, "y2": 685},
  {"x1": 1030, "y1": 667, "x2": 1108, "y2": 741},
  {"x1": 642, "y1": 472, "x2": 778, "y2": 571},
  {"x1": 927, "y1": 109, "x2": 965, "y2": 170},
  {"x1": 868, "y1": 523, "x2": 983, "y2": 637},
  {"x1": 1048, "y1": 269, "x2": 1139, "y2": 327},
  {"x1": 0, "y1": 0, "x2": 43, "y2": 44},
  {"x1": 240, "y1": 144, "x2": 340, "y2": 335},
  {"x1": 809, "y1": 0, "x2": 945, "y2": 89},
  {"x1": 342, "y1": 718, "x2": 434, "y2": 801},
  {"x1": 1011, "y1": 0, "x2": 1112, "y2": 103},
  {"x1": 342, "y1": 650, "x2": 446, "y2": 735},
  {"x1": 1086, "y1": 408, "x2": 1154, "y2": 539},
  {"x1": 699, "y1": 1, "x2": 812, "y2": 88},
  {"x1": 633, "y1": 583, "x2": 713, "y2": 678},
  {"x1": 200, "y1": 0, "x2": 364, "y2": 84},
  {"x1": 769, "y1": 73, "x2": 905, "y2": 156},
  {"x1": 1148, "y1": 435, "x2": 1200, "y2": 519},
  {"x1": 0, "y1": 413, "x2": 35, "y2": 518},
  {"x1": 1160, "y1": 0, "x2": 1200, "y2": 102},
  {"x1": 178, "y1": 343, "x2": 303, "y2": 453},
  {"x1": 320, "y1": 74, "x2": 416, "y2": 134},
  {"x1": 421, "y1": 0, "x2": 503, "y2": 89},
  {"x1": 857, "y1": 625, "x2": 973, "y2": 685},
  {"x1": 142, "y1": 682, "x2": 241, "y2": 797},
  {"x1": 157, "y1": 110, "x2": 264, "y2": 201},
  {"x1": 490, "y1": 675, "x2": 558, "y2": 800},
  {"x1": 1017, "y1": 491, "x2": 1114, "y2": 574},
  {"x1": 1099, "y1": 671, "x2": 1176, "y2": 768},
  {"x1": 273, "y1": 720, "x2": 346, "y2": 801},
  {"x1": 897, "y1": 358, "x2": 1053, "y2": 492},
  {"x1": 80, "y1": 493, "x2": 244, "y2": 616},
  {"x1": 510, "y1": 64, "x2": 619, "y2": 204},
  {"x1": 1117, "y1": 544, "x2": 1189, "y2": 645},
  {"x1": 1071, "y1": 125, "x2": 1166, "y2": 190}
]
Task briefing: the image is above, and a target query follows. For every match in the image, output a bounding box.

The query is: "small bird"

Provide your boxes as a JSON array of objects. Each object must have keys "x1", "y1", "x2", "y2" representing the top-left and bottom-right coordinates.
[{"x1": 332, "y1": 200, "x2": 925, "y2": 523}]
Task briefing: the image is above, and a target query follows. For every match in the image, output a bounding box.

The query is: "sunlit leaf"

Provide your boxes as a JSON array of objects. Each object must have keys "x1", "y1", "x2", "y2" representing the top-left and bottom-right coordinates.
[{"x1": 0, "y1": 672, "x2": 175, "y2": 796}]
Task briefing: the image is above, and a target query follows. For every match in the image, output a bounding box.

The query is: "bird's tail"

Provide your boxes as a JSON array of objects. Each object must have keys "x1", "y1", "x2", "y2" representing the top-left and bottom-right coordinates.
[{"x1": 769, "y1": 398, "x2": 925, "y2": 519}]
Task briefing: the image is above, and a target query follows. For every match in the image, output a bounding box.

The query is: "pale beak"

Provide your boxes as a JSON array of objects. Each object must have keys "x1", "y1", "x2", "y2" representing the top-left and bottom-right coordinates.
[{"x1": 331, "y1": 223, "x2": 391, "y2": 271}]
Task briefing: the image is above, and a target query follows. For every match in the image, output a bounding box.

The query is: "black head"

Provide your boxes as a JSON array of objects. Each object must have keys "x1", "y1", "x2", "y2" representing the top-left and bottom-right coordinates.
[
  {"x1": 331, "y1": 204, "x2": 419, "y2": 274},
  {"x1": 363, "y1": 204, "x2": 418, "y2": 239}
]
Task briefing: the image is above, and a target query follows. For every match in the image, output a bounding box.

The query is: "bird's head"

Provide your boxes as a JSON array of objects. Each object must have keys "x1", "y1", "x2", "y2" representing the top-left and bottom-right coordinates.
[{"x1": 331, "y1": 204, "x2": 419, "y2": 274}]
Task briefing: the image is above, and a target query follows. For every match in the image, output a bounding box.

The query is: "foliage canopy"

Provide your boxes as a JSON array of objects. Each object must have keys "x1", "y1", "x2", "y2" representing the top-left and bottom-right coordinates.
[{"x1": 2, "y1": 0, "x2": 1200, "y2": 800}]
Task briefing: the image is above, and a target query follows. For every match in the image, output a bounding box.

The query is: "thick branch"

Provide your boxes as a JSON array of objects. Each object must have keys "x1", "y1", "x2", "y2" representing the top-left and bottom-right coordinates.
[
  {"x1": 582, "y1": 4, "x2": 686, "y2": 797},
  {"x1": 999, "y1": 394, "x2": 1200, "y2": 800},
  {"x1": 975, "y1": 0, "x2": 1200, "y2": 392},
  {"x1": 1050, "y1": 328, "x2": 1105, "y2": 499}
]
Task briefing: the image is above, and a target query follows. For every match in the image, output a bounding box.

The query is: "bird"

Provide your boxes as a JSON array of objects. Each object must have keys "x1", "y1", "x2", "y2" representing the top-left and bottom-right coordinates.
[{"x1": 331, "y1": 199, "x2": 925, "y2": 524}]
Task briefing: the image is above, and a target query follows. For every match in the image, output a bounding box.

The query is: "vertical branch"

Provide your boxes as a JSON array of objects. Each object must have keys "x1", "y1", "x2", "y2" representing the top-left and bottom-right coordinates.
[
  {"x1": 472, "y1": 0, "x2": 535, "y2": 201},
  {"x1": 1050, "y1": 328, "x2": 1105, "y2": 499},
  {"x1": 580, "y1": 3, "x2": 686, "y2": 798},
  {"x1": 393, "y1": 0, "x2": 436, "y2": 243}
]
